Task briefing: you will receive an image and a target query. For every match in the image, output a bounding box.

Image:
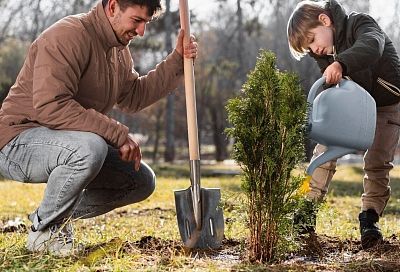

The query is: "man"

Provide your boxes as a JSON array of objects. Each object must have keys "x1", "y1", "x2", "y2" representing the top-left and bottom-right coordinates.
[{"x1": 0, "y1": 0, "x2": 198, "y2": 255}]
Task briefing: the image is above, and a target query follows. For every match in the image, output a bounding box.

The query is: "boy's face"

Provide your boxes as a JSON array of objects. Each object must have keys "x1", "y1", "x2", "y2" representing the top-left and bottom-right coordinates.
[{"x1": 305, "y1": 14, "x2": 334, "y2": 56}]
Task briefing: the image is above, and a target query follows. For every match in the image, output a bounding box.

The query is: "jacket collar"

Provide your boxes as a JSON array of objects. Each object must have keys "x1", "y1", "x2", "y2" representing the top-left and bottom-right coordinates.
[
  {"x1": 328, "y1": 0, "x2": 348, "y2": 49},
  {"x1": 90, "y1": 1, "x2": 127, "y2": 50}
]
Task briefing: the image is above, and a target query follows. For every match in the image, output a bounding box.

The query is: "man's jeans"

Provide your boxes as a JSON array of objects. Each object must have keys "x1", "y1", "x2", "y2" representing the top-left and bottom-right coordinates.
[
  {"x1": 307, "y1": 103, "x2": 400, "y2": 215},
  {"x1": 0, "y1": 127, "x2": 155, "y2": 231}
]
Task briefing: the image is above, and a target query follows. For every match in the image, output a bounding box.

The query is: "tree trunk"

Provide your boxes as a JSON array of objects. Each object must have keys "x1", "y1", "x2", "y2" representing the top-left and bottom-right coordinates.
[
  {"x1": 236, "y1": 0, "x2": 244, "y2": 77},
  {"x1": 152, "y1": 107, "x2": 164, "y2": 163},
  {"x1": 164, "y1": 0, "x2": 175, "y2": 162},
  {"x1": 31, "y1": 0, "x2": 42, "y2": 42},
  {"x1": 210, "y1": 106, "x2": 228, "y2": 161}
]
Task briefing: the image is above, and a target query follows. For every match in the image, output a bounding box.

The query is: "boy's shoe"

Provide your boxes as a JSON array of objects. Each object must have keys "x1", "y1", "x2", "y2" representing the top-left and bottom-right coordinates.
[
  {"x1": 26, "y1": 222, "x2": 80, "y2": 256},
  {"x1": 359, "y1": 209, "x2": 383, "y2": 249},
  {"x1": 294, "y1": 200, "x2": 317, "y2": 234}
]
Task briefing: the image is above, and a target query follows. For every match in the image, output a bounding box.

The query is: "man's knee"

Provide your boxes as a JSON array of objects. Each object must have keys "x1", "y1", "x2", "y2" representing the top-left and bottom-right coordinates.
[
  {"x1": 116, "y1": 169, "x2": 156, "y2": 205},
  {"x1": 139, "y1": 164, "x2": 156, "y2": 200},
  {"x1": 80, "y1": 132, "x2": 108, "y2": 155},
  {"x1": 70, "y1": 132, "x2": 108, "y2": 172},
  {"x1": 131, "y1": 163, "x2": 156, "y2": 202}
]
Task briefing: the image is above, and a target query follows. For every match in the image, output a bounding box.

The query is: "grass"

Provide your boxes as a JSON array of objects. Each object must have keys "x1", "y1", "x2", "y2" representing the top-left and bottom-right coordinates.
[
  {"x1": 318, "y1": 165, "x2": 400, "y2": 239},
  {"x1": 1, "y1": 163, "x2": 400, "y2": 271}
]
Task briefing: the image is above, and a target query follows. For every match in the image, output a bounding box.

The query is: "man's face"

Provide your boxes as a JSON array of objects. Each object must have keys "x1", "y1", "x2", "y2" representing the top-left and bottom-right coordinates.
[
  {"x1": 305, "y1": 14, "x2": 334, "y2": 56},
  {"x1": 109, "y1": 2, "x2": 152, "y2": 46}
]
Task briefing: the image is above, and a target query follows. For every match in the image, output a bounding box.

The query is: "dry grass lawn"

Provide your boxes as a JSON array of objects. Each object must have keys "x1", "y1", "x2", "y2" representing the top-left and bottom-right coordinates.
[{"x1": 1, "y1": 163, "x2": 400, "y2": 271}]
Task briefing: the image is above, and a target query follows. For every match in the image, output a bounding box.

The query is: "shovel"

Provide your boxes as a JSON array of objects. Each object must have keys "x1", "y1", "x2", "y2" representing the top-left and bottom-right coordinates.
[{"x1": 174, "y1": 0, "x2": 224, "y2": 249}]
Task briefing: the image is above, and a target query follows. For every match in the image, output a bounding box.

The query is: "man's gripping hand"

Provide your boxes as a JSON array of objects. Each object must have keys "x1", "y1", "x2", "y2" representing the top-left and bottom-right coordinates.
[
  {"x1": 119, "y1": 133, "x2": 142, "y2": 171},
  {"x1": 175, "y1": 29, "x2": 198, "y2": 59}
]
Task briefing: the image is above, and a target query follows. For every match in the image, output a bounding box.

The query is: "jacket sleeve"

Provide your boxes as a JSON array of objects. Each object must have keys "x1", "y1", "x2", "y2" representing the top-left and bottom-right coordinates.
[
  {"x1": 32, "y1": 34, "x2": 128, "y2": 147},
  {"x1": 116, "y1": 49, "x2": 184, "y2": 113},
  {"x1": 335, "y1": 14, "x2": 385, "y2": 74}
]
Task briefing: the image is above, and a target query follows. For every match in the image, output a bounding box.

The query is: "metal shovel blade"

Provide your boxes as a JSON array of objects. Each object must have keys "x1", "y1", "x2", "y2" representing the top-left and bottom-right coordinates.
[{"x1": 174, "y1": 187, "x2": 224, "y2": 249}]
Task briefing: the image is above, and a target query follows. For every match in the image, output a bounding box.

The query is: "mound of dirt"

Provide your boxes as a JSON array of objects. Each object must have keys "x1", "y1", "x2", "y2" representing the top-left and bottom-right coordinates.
[
  {"x1": 83, "y1": 233, "x2": 400, "y2": 271},
  {"x1": 292, "y1": 233, "x2": 400, "y2": 271}
]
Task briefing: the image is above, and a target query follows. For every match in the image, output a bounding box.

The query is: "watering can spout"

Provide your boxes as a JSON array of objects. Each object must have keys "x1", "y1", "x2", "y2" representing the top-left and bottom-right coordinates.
[
  {"x1": 306, "y1": 146, "x2": 357, "y2": 176},
  {"x1": 305, "y1": 76, "x2": 377, "y2": 176}
]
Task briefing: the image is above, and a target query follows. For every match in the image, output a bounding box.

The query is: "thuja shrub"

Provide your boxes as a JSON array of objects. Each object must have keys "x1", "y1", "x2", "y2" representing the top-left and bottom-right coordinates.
[{"x1": 226, "y1": 50, "x2": 308, "y2": 263}]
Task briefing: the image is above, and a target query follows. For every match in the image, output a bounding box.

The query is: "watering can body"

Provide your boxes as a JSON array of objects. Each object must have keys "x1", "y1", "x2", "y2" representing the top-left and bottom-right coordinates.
[{"x1": 306, "y1": 77, "x2": 377, "y2": 175}]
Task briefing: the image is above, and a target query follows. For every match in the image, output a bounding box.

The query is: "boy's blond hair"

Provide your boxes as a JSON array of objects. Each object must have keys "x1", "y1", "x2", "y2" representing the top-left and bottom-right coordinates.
[{"x1": 287, "y1": 0, "x2": 332, "y2": 60}]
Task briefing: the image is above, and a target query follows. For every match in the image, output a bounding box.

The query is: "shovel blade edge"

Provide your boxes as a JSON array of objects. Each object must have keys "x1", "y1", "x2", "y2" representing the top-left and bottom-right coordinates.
[{"x1": 174, "y1": 187, "x2": 224, "y2": 249}]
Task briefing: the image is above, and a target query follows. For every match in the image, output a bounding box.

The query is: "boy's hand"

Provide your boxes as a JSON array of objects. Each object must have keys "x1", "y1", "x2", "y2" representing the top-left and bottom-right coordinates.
[
  {"x1": 175, "y1": 29, "x2": 198, "y2": 59},
  {"x1": 323, "y1": 61, "x2": 343, "y2": 85}
]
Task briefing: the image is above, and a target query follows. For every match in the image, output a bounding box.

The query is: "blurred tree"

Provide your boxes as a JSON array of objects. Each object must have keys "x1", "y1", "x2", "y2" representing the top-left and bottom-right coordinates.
[
  {"x1": 0, "y1": 0, "x2": 97, "y2": 103},
  {"x1": 164, "y1": 0, "x2": 176, "y2": 163},
  {"x1": 193, "y1": 0, "x2": 266, "y2": 161},
  {"x1": 0, "y1": 39, "x2": 29, "y2": 104},
  {"x1": 385, "y1": 1, "x2": 400, "y2": 52},
  {"x1": 0, "y1": 1, "x2": 24, "y2": 44},
  {"x1": 0, "y1": 0, "x2": 97, "y2": 44},
  {"x1": 340, "y1": 0, "x2": 369, "y2": 13},
  {"x1": 2, "y1": 0, "x2": 396, "y2": 163}
]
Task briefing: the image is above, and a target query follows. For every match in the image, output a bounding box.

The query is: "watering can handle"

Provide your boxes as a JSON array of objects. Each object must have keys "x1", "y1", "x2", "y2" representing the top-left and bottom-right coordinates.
[
  {"x1": 307, "y1": 76, "x2": 326, "y2": 104},
  {"x1": 307, "y1": 76, "x2": 347, "y2": 104}
]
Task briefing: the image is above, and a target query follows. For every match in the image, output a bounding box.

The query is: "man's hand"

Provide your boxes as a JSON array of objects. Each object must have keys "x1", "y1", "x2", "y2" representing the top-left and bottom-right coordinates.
[
  {"x1": 323, "y1": 61, "x2": 343, "y2": 85},
  {"x1": 119, "y1": 133, "x2": 141, "y2": 171},
  {"x1": 175, "y1": 29, "x2": 198, "y2": 59}
]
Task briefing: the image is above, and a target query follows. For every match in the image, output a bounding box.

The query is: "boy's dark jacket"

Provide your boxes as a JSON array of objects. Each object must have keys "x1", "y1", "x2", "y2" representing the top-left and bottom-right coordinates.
[{"x1": 310, "y1": 0, "x2": 400, "y2": 107}]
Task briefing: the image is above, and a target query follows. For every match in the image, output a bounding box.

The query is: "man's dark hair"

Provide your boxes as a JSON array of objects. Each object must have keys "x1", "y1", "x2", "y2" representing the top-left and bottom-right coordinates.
[{"x1": 102, "y1": 0, "x2": 162, "y2": 17}]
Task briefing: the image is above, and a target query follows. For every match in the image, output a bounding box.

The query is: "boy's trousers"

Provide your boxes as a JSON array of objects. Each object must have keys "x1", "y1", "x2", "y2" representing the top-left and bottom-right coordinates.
[{"x1": 308, "y1": 102, "x2": 400, "y2": 215}]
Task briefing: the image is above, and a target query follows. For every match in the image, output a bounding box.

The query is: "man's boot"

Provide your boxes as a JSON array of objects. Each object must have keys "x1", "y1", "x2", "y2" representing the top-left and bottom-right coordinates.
[
  {"x1": 294, "y1": 200, "x2": 317, "y2": 234},
  {"x1": 359, "y1": 209, "x2": 383, "y2": 249}
]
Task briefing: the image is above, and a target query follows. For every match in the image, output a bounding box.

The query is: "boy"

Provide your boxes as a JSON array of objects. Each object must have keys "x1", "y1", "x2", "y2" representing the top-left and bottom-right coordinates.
[{"x1": 287, "y1": 0, "x2": 400, "y2": 249}]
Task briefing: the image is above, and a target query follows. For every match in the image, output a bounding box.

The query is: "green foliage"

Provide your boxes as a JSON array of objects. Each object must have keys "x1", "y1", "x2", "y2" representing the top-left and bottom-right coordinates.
[{"x1": 226, "y1": 50, "x2": 308, "y2": 263}]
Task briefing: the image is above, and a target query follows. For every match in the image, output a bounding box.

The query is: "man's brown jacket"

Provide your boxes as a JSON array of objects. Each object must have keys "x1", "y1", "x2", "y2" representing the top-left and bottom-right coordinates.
[{"x1": 0, "y1": 1, "x2": 183, "y2": 149}]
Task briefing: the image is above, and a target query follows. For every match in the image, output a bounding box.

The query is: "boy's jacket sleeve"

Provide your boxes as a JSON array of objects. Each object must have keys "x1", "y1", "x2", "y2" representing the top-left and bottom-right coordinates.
[{"x1": 335, "y1": 14, "x2": 385, "y2": 74}]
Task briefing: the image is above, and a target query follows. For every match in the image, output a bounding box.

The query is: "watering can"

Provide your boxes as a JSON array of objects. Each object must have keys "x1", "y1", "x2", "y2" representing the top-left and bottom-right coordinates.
[{"x1": 306, "y1": 76, "x2": 377, "y2": 175}]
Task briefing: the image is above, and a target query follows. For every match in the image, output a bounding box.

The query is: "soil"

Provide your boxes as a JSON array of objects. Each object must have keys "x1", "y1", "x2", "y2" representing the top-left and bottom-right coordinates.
[
  {"x1": 107, "y1": 208, "x2": 400, "y2": 270},
  {"x1": 291, "y1": 233, "x2": 400, "y2": 271},
  {"x1": 120, "y1": 233, "x2": 400, "y2": 271},
  {"x1": 125, "y1": 236, "x2": 243, "y2": 261},
  {"x1": 3, "y1": 214, "x2": 400, "y2": 270}
]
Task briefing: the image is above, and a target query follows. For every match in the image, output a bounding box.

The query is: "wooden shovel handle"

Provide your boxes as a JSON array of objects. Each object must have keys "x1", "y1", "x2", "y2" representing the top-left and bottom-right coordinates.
[{"x1": 179, "y1": 0, "x2": 200, "y2": 160}]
